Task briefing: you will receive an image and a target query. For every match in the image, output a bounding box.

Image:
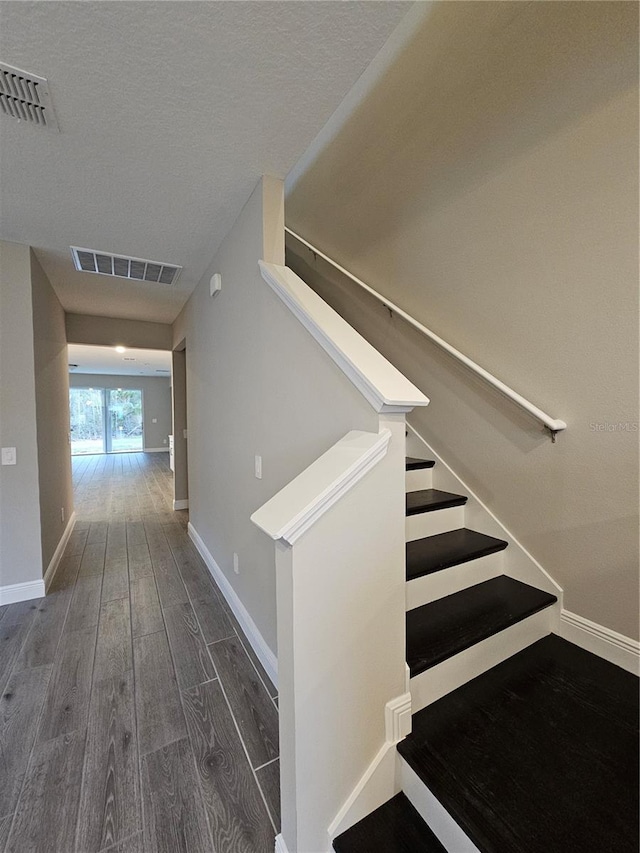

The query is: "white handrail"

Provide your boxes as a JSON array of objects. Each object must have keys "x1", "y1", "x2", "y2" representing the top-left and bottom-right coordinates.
[{"x1": 285, "y1": 227, "x2": 567, "y2": 439}]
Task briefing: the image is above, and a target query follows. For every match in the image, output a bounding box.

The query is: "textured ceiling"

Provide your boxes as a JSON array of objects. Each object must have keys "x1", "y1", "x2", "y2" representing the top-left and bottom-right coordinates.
[
  {"x1": 68, "y1": 344, "x2": 171, "y2": 377},
  {"x1": 0, "y1": 1, "x2": 411, "y2": 323}
]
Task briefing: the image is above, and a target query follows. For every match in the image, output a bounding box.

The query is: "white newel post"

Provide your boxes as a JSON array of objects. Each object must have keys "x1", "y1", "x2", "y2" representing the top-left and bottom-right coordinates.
[{"x1": 253, "y1": 260, "x2": 428, "y2": 852}]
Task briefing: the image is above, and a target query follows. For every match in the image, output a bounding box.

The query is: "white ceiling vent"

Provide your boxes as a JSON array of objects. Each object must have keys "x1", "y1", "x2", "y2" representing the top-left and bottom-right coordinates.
[
  {"x1": 70, "y1": 247, "x2": 182, "y2": 286},
  {"x1": 0, "y1": 62, "x2": 59, "y2": 130}
]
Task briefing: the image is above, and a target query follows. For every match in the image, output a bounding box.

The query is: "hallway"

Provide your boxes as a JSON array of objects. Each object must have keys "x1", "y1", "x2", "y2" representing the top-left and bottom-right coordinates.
[{"x1": 0, "y1": 453, "x2": 279, "y2": 853}]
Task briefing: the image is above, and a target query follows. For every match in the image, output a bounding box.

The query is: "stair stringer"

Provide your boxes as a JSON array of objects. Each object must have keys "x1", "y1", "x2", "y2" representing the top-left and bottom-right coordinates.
[{"x1": 406, "y1": 422, "x2": 563, "y2": 606}]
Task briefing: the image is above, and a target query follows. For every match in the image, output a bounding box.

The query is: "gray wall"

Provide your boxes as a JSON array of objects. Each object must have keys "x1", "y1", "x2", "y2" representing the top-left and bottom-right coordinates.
[
  {"x1": 69, "y1": 374, "x2": 172, "y2": 451},
  {"x1": 31, "y1": 251, "x2": 74, "y2": 574},
  {"x1": 171, "y1": 348, "x2": 188, "y2": 504},
  {"x1": 172, "y1": 177, "x2": 379, "y2": 652},
  {"x1": 66, "y1": 313, "x2": 172, "y2": 350},
  {"x1": 286, "y1": 2, "x2": 639, "y2": 637},
  {"x1": 0, "y1": 241, "x2": 42, "y2": 588}
]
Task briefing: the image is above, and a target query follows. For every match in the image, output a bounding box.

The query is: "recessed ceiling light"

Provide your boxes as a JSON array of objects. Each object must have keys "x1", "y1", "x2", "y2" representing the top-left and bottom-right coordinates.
[{"x1": 115, "y1": 346, "x2": 126, "y2": 353}]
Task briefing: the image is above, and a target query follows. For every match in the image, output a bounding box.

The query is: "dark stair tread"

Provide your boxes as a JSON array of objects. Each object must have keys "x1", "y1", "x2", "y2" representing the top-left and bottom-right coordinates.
[
  {"x1": 406, "y1": 489, "x2": 467, "y2": 516},
  {"x1": 332, "y1": 793, "x2": 446, "y2": 853},
  {"x1": 405, "y1": 456, "x2": 436, "y2": 470},
  {"x1": 406, "y1": 528, "x2": 508, "y2": 581},
  {"x1": 398, "y1": 634, "x2": 639, "y2": 853},
  {"x1": 406, "y1": 576, "x2": 557, "y2": 677}
]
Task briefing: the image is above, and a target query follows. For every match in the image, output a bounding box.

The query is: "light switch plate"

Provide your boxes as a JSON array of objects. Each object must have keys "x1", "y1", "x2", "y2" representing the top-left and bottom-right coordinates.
[{"x1": 1, "y1": 447, "x2": 16, "y2": 465}]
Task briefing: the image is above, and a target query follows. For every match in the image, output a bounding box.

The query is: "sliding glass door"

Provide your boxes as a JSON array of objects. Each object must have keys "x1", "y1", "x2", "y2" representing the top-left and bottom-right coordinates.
[{"x1": 70, "y1": 387, "x2": 143, "y2": 455}]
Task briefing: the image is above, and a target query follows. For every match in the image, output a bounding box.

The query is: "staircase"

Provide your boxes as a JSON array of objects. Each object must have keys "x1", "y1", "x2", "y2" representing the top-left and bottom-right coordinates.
[{"x1": 333, "y1": 455, "x2": 639, "y2": 853}]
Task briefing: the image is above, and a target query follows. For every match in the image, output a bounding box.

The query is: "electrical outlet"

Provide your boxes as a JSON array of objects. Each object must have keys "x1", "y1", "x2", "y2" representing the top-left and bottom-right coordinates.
[
  {"x1": 233, "y1": 552, "x2": 240, "y2": 574},
  {"x1": 152, "y1": 417, "x2": 157, "y2": 423},
  {"x1": 1, "y1": 447, "x2": 16, "y2": 465},
  {"x1": 255, "y1": 455, "x2": 262, "y2": 479},
  {"x1": 61, "y1": 507, "x2": 65, "y2": 523},
  {"x1": 163, "y1": 438, "x2": 167, "y2": 444}
]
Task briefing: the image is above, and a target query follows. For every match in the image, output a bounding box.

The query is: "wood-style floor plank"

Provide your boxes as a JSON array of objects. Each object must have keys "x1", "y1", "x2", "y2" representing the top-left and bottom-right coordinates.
[
  {"x1": 127, "y1": 544, "x2": 153, "y2": 581},
  {"x1": 37, "y1": 625, "x2": 96, "y2": 743},
  {"x1": 133, "y1": 631, "x2": 186, "y2": 756},
  {"x1": 208, "y1": 636, "x2": 279, "y2": 768},
  {"x1": 66, "y1": 576, "x2": 103, "y2": 633},
  {"x1": 6, "y1": 729, "x2": 86, "y2": 853},
  {"x1": 130, "y1": 577, "x2": 163, "y2": 639},
  {"x1": 93, "y1": 598, "x2": 132, "y2": 682},
  {"x1": 100, "y1": 830, "x2": 144, "y2": 853},
  {"x1": 191, "y1": 594, "x2": 234, "y2": 645},
  {"x1": 182, "y1": 680, "x2": 274, "y2": 851},
  {"x1": 47, "y1": 552, "x2": 82, "y2": 594},
  {"x1": 141, "y1": 737, "x2": 213, "y2": 853},
  {"x1": 0, "y1": 664, "x2": 52, "y2": 818},
  {"x1": 0, "y1": 601, "x2": 40, "y2": 696},
  {"x1": 13, "y1": 588, "x2": 72, "y2": 671},
  {"x1": 79, "y1": 541, "x2": 107, "y2": 578},
  {"x1": 256, "y1": 758, "x2": 281, "y2": 833},
  {"x1": 163, "y1": 602, "x2": 215, "y2": 691},
  {"x1": 0, "y1": 813, "x2": 12, "y2": 851},
  {"x1": 75, "y1": 672, "x2": 141, "y2": 853}
]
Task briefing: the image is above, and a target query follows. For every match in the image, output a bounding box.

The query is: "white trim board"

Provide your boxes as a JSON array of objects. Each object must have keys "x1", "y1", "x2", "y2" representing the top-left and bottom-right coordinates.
[
  {"x1": 559, "y1": 610, "x2": 640, "y2": 675},
  {"x1": 0, "y1": 579, "x2": 45, "y2": 606},
  {"x1": 173, "y1": 499, "x2": 189, "y2": 511},
  {"x1": 251, "y1": 429, "x2": 390, "y2": 545},
  {"x1": 259, "y1": 261, "x2": 428, "y2": 414},
  {"x1": 274, "y1": 834, "x2": 289, "y2": 853},
  {"x1": 188, "y1": 522, "x2": 278, "y2": 688},
  {"x1": 143, "y1": 447, "x2": 169, "y2": 453},
  {"x1": 44, "y1": 511, "x2": 77, "y2": 592}
]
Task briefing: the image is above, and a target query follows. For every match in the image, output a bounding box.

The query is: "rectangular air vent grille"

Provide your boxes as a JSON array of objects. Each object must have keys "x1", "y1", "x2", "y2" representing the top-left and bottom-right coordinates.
[
  {"x1": 70, "y1": 247, "x2": 182, "y2": 286},
  {"x1": 0, "y1": 62, "x2": 58, "y2": 130}
]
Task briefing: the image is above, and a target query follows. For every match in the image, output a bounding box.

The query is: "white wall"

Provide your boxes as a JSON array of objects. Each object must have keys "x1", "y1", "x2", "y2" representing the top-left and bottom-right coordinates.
[
  {"x1": 0, "y1": 241, "x2": 43, "y2": 589},
  {"x1": 172, "y1": 176, "x2": 379, "y2": 653},
  {"x1": 286, "y1": 1, "x2": 639, "y2": 639},
  {"x1": 69, "y1": 373, "x2": 172, "y2": 452}
]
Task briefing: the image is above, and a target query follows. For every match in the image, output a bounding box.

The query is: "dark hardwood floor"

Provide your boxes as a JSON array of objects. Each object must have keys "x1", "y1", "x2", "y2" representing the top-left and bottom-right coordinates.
[{"x1": 0, "y1": 452, "x2": 279, "y2": 853}]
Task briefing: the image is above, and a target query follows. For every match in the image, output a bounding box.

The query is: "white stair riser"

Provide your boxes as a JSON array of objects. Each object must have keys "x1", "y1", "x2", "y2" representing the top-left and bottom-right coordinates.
[
  {"x1": 406, "y1": 506, "x2": 465, "y2": 541},
  {"x1": 400, "y1": 760, "x2": 481, "y2": 853},
  {"x1": 409, "y1": 606, "x2": 555, "y2": 712},
  {"x1": 406, "y1": 551, "x2": 505, "y2": 611},
  {"x1": 406, "y1": 468, "x2": 433, "y2": 491}
]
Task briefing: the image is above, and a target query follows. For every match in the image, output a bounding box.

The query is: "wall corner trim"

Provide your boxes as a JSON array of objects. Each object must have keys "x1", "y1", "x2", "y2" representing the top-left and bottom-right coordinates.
[
  {"x1": 558, "y1": 610, "x2": 640, "y2": 675},
  {"x1": 188, "y1": 522, "x2": 278, "y2": 687},
  {"x1": 0, "y1": 579, "x2": 45, "y2": 606},
  {"x1": 44, "y1": 510, "x2": 77, "y2": 592},
  {"x1": 385, "y1": 692, "x2": 412, "y2": 743}
]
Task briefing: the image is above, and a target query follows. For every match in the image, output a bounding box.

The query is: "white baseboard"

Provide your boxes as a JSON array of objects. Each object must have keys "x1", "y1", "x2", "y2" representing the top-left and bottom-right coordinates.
[
  {"x1": 44, "y1": 511, "x2": 77, "y2": 592},
  {"x1": 144, "y1": 447, "x2": 169, "y2": 453},
  {"x1": 274, "y1": 834, "x2": 289, "y2": 853},
  {"x1": 173, "y1": 499, "x2": 189, "y2": 510},
  {"x1": 559, "y1": 610, "x2": 640, "y2": 675},
  {"x1": 401, "y1": 759, "x2": 480, "y2": 853},
  {"x1": 188, "y1": 522, "x2": 278, "y2": 688},
  {"x1": 0, "y1": 578, "x2": 45, "y2": 606}
]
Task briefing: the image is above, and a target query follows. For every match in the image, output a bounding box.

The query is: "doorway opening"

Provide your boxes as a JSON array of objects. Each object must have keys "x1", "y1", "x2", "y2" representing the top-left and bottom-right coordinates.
[{"x1": 70, "y1": 387, "x2": 143, "y2": 455}]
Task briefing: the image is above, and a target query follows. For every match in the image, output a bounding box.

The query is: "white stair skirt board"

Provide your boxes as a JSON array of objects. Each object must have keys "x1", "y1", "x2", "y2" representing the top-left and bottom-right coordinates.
[
  {"x1": 44, "y1": 511, "x2": 77, "y2": 592},
  {"x1": 401, "y1": 759, "x2": 481, "y2": 853},
  {"x1": 405, "y1": 424, "x2": 562, "y2": 599},
  {"x1": 328, "y1": 693, "x2": 412, "y2": 841},
  {"x1": 188, "y1": 522, "x2": 278, "y2": 688},
  {"x1": 405, "y1": 468, "x2": 432, "y2": 491},
  {"x1": 172, "y1": 499, "x2": 189, "y2": 511},
  {"x1": 406, "y1": 506, "x2": 465, "y2": 541},
  {"x1": 559, "y1": 610, "x2": 640, "y2": 675},
  {"x1": 0, "y1": 579, "x2": 45, "y2": 606},
  {"x1": 406, "y1": 551, "x2": 505, "y2": 611},
  {"x1": 410, "y1": 607, "x2": 554, "y2": 713},
  {"x1": 143, "y1": 447, "x2": 169, "y2": 453}
]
